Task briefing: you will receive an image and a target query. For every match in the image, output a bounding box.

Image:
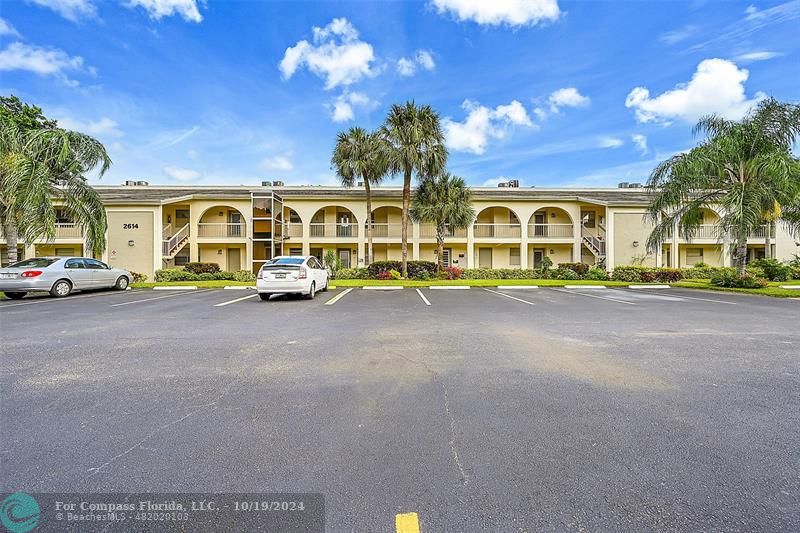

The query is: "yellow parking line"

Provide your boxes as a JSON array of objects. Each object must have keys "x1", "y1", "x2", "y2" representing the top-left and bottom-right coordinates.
[
  {"x1": 324, "y1": 287, "x2": 353, "y2": 305},
  {"x1": 395, "y1": 512, "x2": 420, "y2": 533}
]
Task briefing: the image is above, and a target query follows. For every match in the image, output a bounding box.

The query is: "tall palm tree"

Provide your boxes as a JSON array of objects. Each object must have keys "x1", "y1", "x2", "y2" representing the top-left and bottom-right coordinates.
[
  {"x1": 645, "y1": 98, "x2": 800, "y2": 275},
  {"x1": 381, "y1": 101, "x2": 447, "y2": 277},
  {"x1": 411, "y1": 172, "x2": 475, "y2": 270},
  {"x1": 331, "y1": 127, "x2": 388, "y2": 266},
  {"x1": 1, "y1": 119, "x2": 111, "y2": 264}
]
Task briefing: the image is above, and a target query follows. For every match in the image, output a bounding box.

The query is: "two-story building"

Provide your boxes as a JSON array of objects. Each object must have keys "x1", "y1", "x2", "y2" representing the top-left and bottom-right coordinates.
[{"x1": 2, "y1": 182, "x2": 796, "y2": 279}]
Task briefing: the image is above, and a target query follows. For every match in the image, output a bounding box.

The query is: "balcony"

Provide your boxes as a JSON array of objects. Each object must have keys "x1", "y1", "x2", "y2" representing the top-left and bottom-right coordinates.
[
  {"x1": 528, "y1": 223, "x2": 574, "y2": 239},
  {"x1": 365, "y1": 223, "x2": 402, "y2": 238},
  {"x1": 285, "y1": 223, "x2": 303, "y2": 238},
  {"x1": 1, "y1": 223, "x2": 83, "y2": 242},
  {"x1": 474, "y1": 223, "x2": 521, "y2": 239},
  {"x1": 419, "y1": 224, "x2": 467, "y2": 239},
  {"x1": 197, "y1": 223, "x2": 246, "y2": 239},
  {"x1": 309, "y1": 223, "x2": 358, "y2": 239},
  {"x1": 678, "y1": 224, "x2": 768, "y2": 241}
]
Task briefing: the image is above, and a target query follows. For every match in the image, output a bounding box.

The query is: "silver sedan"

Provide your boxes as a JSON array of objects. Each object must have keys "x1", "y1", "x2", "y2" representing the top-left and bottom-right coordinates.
[{"x1": 0, "y1": 257, "x2": 132, "y2": 299}]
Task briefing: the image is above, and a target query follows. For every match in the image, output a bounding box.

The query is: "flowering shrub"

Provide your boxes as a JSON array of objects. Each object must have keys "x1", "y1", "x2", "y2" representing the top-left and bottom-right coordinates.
[
  {"x1": 336, "y1": 268, "x2": 370, "y2": 279},
  {"x1": 442, "y1": 266, "x2": 462, "y2": 280},
  {"x1": 376, "y1": 271, "x2": 394, "y2": 280}
]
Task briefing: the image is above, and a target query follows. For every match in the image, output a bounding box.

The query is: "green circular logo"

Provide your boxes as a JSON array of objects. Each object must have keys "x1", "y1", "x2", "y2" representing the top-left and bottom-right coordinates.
[{"x1": 0, "y1": 493, "x2": 40, "y2": 533}]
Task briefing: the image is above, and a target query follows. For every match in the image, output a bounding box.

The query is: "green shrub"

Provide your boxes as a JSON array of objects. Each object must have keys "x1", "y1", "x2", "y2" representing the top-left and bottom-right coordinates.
[
  {"x1": 213, "y1": 271, "x2": 236, "y2": 281},
  {"x1": 184, "y1": 262, "x2": 221, "y2": 274},
  {"x1": 585, "y1": 267, "x2": 609, "y2": 281},
  {"x1": 155, "y1": 268, "x2": 199, "y2": 282},
  {"x1": 129, "y1": 271, "x2": 148, "y2": 283},
  {"x1": 748, "y1": 259, "x2": 793, "y2": 282},
  {"x1": 558, "y1": 262, "x2": 590, "y2": 276},
  {"x1": 540, "y1": 256, "x2": 553, "y2": 272},
  {"x1": 612, "y1": 266, "x2": 683, "y2": 283},
  {"x1": 389, "y1": 269, "x2": 402, "y2": 280},
  {"x1": 551, "y1": 267, "x2": 579, "y2": 280},
  {"x1": 336, "y1": 268, "x2": 370, "y2": 280},
  {"x1": 681, "y1": 265, "x2": 724, "y2": 279},
  {"x1": 611, "y1": 266, "x2": 646, "y2": 282},
  {"x1": 198, "y1": 272, "x2": 215, "y2": 281},
  {"x1": 711, "y1": 270, "x2": 768, "y2": 288},
  {"x1": 461, "y1": 268, "x2": 544, "y2": 280},
  {"x1": 232, "y1": 270, "x2": 256, "y2": 282},
  {"x1": 367, "y1": 260, "x2": 437, "y2": 279}
]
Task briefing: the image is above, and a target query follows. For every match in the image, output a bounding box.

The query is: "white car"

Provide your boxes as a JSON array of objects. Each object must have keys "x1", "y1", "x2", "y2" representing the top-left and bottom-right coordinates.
[{"x1": 256, "y1": 256, "x2": 328, "y2": 300}]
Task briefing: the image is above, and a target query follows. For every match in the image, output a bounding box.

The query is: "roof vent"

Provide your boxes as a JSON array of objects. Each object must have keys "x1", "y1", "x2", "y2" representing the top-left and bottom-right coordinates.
[
  {"x1": 617, "y1": 182, "x2": 629, "y2": 188},
  {"x1": 357, "y1": 181, "x2": 364, "y2": 187},
  {"x1": 261, "y1": 181, "x2": 271, "y2": 187},
  {"x1": 272, "y1": 180, "x2": 284, "y2": 186},
  {"x1": 122, "y1": 180, "x2": 136, "y2": 186},
  {"x1": 627, "y1": 182, "x2": 642, "y2": 188},
  {"x1": 135, "y1": 180, "x2": 148, "y2": 186},
  {"x1": 497, "y1": 179, "x2": 519, "y2": 188}
]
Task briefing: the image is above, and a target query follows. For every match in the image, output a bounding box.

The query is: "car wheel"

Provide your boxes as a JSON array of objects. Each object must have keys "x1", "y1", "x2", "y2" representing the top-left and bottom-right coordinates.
[
  {"x1": 50, "y1": 279, "x2": 72, "y2": 298},
  {"x1": 115, "y1": 276, "x2": 129, "y2": 290},
  {"x1": 258, "y1": 293, "x2": 271, "y2": 301},
  {"x1": 321, "y1": 279, "x2": 329, "y2": 292},
  {"x1": 305, "y1": 282, "x2": 316, "y2": 300},
  {"x1": 4, "y1": 292, "x2": 26, "y2": 300}
]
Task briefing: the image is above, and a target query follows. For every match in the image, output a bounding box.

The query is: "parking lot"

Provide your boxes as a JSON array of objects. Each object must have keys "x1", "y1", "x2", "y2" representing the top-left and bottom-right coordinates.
[{"x1": 1, "y1": 286, "x2": 799, "y2": 531}]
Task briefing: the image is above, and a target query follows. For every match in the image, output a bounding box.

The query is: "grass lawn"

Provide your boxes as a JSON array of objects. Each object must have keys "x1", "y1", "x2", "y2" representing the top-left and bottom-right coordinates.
[{"x1": 675, "y1": 279, "x2": 800, "y2": 298}]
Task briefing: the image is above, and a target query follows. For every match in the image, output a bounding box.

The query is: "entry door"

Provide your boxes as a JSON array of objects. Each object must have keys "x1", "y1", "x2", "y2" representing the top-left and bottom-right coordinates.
[
  {"x1": 228, "y1": 212, "x2": 242, "y2": 237},
  {"x1": 534, "y1": 213, "x2": 545, "y2": 236},
  {"x1": 338, "y1": 248, "x2": 351, "y2": 268},
  {"x1": 227, "y1": 248, "x2": 241, "y2": 271},
  {"x1": 442, "y1": 248, "x2": 452, "y2": 268},
  {"x1": 533, "y1": 248, "x2": 545, "y2": 268},
  {"x1": 478, "y1": 248, "x2": 492, "y2": 268}
]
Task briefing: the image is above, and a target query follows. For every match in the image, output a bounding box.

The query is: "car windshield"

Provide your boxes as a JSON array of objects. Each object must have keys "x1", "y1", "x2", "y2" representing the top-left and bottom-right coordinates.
[
  {"x1": 270, "y1": 258, "x2": 305, "y2": 265},
  {"x1": 8, "y1": 258, "x2": 58, "y2": 268}
]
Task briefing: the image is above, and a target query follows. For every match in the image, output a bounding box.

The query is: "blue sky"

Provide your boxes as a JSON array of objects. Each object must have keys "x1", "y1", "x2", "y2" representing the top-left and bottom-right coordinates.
[{"x1": 1, "y1": 0, "x2": 798, "y2": 188}]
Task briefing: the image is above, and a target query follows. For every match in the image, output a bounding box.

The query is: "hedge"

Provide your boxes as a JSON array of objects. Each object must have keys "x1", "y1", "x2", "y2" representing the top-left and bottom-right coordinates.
[
  {"x1": 611, "y1": 266, "x2": 683, "y2": 283},
  {"x1": 184, "y1": 262, "x2": 221, "y2": 274},
  {"x1": 155, "y1": 268, "x2": 255, "y2": 282},
  {"x1": 367, "y1": 261, "x2": 438, "y2": 278}
]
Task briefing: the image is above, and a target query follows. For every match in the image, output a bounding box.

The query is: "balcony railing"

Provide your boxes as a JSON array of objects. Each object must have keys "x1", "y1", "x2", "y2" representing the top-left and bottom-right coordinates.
[
  {"x1": 309, "y1": 223, "x2": 358, "y2": 238},
  {"x1": 419, "y1": 224, "x2": 467, "y2": 239},
  {"x1": 54, "y1": 223, "x2": 83, "y2": 239},
  {"x1": 365, "y1": 223, "x2": 402, "y2": 238},
  {"x1": 528, "y1": 223, "x2": 574, "y2": 238},
  {"x1": 197, "y1": 223, "x2": 246, "y2": 238},
  {"x1": 474, "y1": 223, "x2": 521, "y2": 239},
  {"x1": 285, "y1": 223, "x2": 303, "y2": 238}
]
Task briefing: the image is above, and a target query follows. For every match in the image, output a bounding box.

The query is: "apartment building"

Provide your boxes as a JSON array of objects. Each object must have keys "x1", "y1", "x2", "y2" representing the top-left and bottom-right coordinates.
[{"x1": 1, "y1": 182, "x2": 796, "y2": 279}]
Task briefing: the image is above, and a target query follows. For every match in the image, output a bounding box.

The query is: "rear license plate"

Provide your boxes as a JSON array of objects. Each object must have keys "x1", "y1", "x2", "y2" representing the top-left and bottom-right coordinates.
[
  {"x1": 0, "y1": 273, "x2": 16, "y2": 279},
  {"x1": 274, "y1": 273, "x2": 286, "y2": 279}
]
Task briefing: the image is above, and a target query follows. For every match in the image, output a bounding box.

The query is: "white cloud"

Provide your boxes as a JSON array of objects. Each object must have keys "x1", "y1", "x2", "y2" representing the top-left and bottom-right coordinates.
[
  {"x1": 29, "y1": 0, "x2": 97, "y2": 22},
  {"x1": 280, "y1": 17, "x2": 376, "y2": 90},
  {"x1": 733, "y1": 50, "x2": 782, "y2": 62},
  {"x1": 329, "y1": 91, "x2": 378, "y2": 122},
  {"x1": 548, "y1": 87, "x2": 590, "y2": 112},
  {"x1": 625, "y1": 58, "x2": 765, "y2": 124},
  {"x1": 397, "y1": 49, "x2": 436, "y2": 76},
  {"x1": 57, "y1": 116, "x2": 123, "y2": 137},
  {"x1": 631, "y1": 134, "x2": 648, "y2": 155},
  {"x1": 659, "y1": 25, "x2": 697, "y2": 45},
  {"x1": 261, "y1": 155, "x2": 293, "y2": 171},
  {"x1": 126, "y1": 0, "x2": 203, "y2": 23},
  {"x1": 163, "y1": 165, "x2": 200, "y2": 182},
  {"x1": 431, "y1": 0, "x2": 561, "y2": 27},
  {"x1": 444, "y1": 99, "x2": 534, "y2": 154},
  {"x1": 0, "y1": 18, "x2": 21, "y2": 37},
  {"x1": 598, "y1": 136, "x2": 623, "y2": 149},
  {"x1": 0, "y1": 42, "x2": 89, "y2": 86}
]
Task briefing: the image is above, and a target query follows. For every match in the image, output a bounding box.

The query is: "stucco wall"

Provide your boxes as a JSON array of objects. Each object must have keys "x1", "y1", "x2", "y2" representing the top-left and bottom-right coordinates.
[{"x1": 107, "y1": 209, "x2": 157, "y2": 278}]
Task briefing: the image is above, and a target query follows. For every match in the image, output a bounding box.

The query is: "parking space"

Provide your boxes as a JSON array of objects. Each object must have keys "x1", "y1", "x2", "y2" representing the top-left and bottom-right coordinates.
[{"x1": 1, "y1": 285, "x2": 798, "y2": 531}]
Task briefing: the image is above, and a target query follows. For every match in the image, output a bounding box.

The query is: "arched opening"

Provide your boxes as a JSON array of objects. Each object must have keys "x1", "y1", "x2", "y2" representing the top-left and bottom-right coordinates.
[
  {"x1": 474, "y1": 206, "x2": 521, "y2": 238},
  {"x1": 310, "y1": 206, "x2": 359, "y2": 238},
  {"x1": 284, "y1": 208, "x2": 303, "y2": 238},
  {"x1": 198, "y1": 205, "x2": 247, "y2": 238},
  {"x1": 527, "y1": 207, "x2": 574, "y2": 238},
  {"x1": 368, "y1": 206, "x2": 403, "y2": 238}
]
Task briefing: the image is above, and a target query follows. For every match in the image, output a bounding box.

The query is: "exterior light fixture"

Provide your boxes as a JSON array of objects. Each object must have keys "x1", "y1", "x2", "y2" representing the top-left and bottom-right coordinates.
[
  {"x1": 217, "y1": 249, "x2": 223, "y2": 255},
  {"x1": 128, "y1": 240, "x2": 135, "y2": 246},
  {"x1": 633, "y1": 241, "x2": 640, "y2": 247}
]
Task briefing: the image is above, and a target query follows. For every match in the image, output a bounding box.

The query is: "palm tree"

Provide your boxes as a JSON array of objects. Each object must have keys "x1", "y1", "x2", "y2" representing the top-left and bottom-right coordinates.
[
  {"x1": 381, "y1": 101, "x2": 448, "y2": 277},
  {"x1": 411, "y1": 172, "x2": 475, "y2": 270},
  {"x1": 331, "y1": 127, "x2": 387, "y2": 266},
  {"x1": 1, "y1": 117, "x2": 111, "y2": 264},
  {"x1": 645, "y1": 98, "x2": 800, "y2": 275}
]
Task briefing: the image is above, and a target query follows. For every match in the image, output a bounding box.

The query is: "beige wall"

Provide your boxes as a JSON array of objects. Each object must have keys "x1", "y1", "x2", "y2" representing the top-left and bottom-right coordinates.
[
  {"x1": 107, "y1": 209, "x2": 157, "y2": 278},
  {"x1": 612, "y1": 211, "x2": 657, "y2": 267},
  {"x1": 528, "y1": 244, "x2": 573, "y2": 267},
  {"x1": 677, "y1": 244, "x2": 724, "y2": 267},
  {"x1": 34, "y1": 244, "x2": 83, "y2": 257},
  {"x1": 198, "y1": 244, "x2": 245, "y2": 271}
]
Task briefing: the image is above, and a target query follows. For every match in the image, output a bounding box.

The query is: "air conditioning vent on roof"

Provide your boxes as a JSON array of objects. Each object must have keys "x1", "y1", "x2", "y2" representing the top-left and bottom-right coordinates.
[
  {"x1": 135, "y1": 181, "x2": 148, "y2": 186},
  {"x1": 628, "y1": 182, "x2": 642, "y2": 188},
  {"x1": 261, "y1": 181, "x2": 270, "y2": 187},
  {"x1": 272, "y1": 180, "x2": 284, "y2": 186},
  {"x1": 617, "y1": 182, "x2": 629, "y2": 188},
  {"x1": 497, "y1": 179, "x2": 519, "y2": 188}
]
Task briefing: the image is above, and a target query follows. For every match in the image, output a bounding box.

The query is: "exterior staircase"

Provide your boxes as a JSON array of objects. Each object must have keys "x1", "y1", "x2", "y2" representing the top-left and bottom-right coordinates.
[
  {"x1": 581, "y1": 224, "x2": 606, "y2": 261},
  {"x1": 162, "y1": 223, "x2": 190, "y2": 259}
]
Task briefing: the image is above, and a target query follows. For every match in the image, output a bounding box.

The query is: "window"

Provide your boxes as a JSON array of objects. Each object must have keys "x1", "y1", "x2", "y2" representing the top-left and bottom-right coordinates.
[
  {"x1": 10, "y1": 258, "x2": 58, "y2": 268},
  {"x1": 510, "y1": 247, "x2": 521, "y2": 266},
  {"x1": 581, "y1": 211, "x2": 596, "y2": 228},
  {"x1": 686, "y1": 248, "x2": 704, "y2": 265},
  {"x1": 289, "y1": 248, "x2": 303, "y2": 256},
  {"x1": 84, "y1": 259, "x2": 108, "y2": 269},
  {"x1": 64, "y1": 259, "x2": 85, "y2": 269},
  {"x1": 175, "y1": 209, "x2": 190, "y2": 220},
  {"x1": 55, "y1": 248, "x2": 74, "y2": 256},
  {"x1": 442, "y1": 249, "x2": 451, "y2": 268},
  {"x1": 271, "y1": 257, "x2": 306, "y2": 265}
]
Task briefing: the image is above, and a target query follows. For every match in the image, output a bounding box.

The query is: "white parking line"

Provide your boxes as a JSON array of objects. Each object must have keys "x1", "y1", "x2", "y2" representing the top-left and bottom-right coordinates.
[
  {"x1": 630, "y1": 289, "x2": 737, "y2": 305},
  {"x1": 214, "y1": 293, "x2": 259, "y2": 307},
  {"x1": 483, "y1": 288, "x2": 536, "y2": 306},
  {"x1": 0, "y1": 290, "x2": 140, "y2": 309},
  {"x1": 550, "y1": 287, "x2": 636, "y2": 305},
  {"x1": 110, "y1": 289, "x2": 214, "y2": 307},
  {"x1": 416, "y1": 289, "x2": 431, "y2": 306},
  {"x1": 325, "y1": 287, "x2": 353, "y2": 305},
  {"x1": 429, "y1": 285, "x2": 470, "y2": 290}
]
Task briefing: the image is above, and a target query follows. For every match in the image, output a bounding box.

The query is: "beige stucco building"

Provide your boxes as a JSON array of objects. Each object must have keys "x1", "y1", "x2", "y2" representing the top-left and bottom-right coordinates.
[{"x1": 2, "y1": 183, "x2": 797, "y2": 279}]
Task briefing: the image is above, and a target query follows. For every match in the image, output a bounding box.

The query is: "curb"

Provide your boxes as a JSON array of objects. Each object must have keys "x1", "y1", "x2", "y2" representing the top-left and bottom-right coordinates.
[
  {"x1": 223, "y1": 286, "x2": 257, "y2": 290},
  {"x1": 429, "y1": 286, "x2": 470, "y2": 290},
  {"x1": 497, "y1": 285, "x2": 539, "y2": 290},
  {"x1": 363, "y1": 286, "x2": 404, "y2": 290},
  {"x1": 629, "y1": 284, "x2": 670, "y2": 289},
  {"x1": 564, "y1": 285, "x2": 607, "y2": 289},
  {"x1": 779, "y1": 285, "x2": 800, "y2": 289},
  {"x1": 153, "y1": 286, "x2": 197, "y2": 291}
]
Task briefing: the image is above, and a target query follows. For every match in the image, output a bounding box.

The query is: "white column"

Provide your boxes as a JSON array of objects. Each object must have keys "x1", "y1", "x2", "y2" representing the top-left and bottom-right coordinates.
[
  {"x1": 412, "y1": 222, "x2": 420, "y2": 260},
  {"x1": 520, "y1": 226, "x2": 529, "y2": 269},
  {"x1": 301, "y1": 221, "x2": 311, "y2": 256},
  {"x1": 466, "y1": 223, "x2": 475, "y2": 268},
  {"x1": 605, "y1": 209, "x2": 614, "y2": 270}
]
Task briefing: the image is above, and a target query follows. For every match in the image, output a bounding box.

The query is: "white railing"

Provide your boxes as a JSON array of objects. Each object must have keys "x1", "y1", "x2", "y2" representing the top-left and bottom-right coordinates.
[
  {"x1": 53, "y1": 223, "x2": 83, "y2": 239},
  {"x1": 197, "y1": 223, "x2": 245, "y2": 238},
  {"x1": 749, "y1": 225, "x2": 768, "y2": 239},
  {"x1": 528, "y1": 223, "x2": 573, "y2": 238},
  {"x1": 473, "y1": 223, "x2": 521, "y2": 238},
  {"x1": 162, "y1": 223, "x2": 174, "y2": 239},
  {"x1": 419, "y1": 224, "x2": 467, "y2": 239},
  {"x1": 582, "y1": 226, "x2": 606, "y2": 256},
  {"x1": 309, "y1": 223, "x2": 358, "y2": 238},
  {"x1": 365, "y1": 223, "x2": 402, "y2": 238},
  {"x1": 162, "y1": 223, "x2": 189, "y2": 256},
  {"x1": 285, "y1": 223, "x2": 303, "y2": 238}
]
